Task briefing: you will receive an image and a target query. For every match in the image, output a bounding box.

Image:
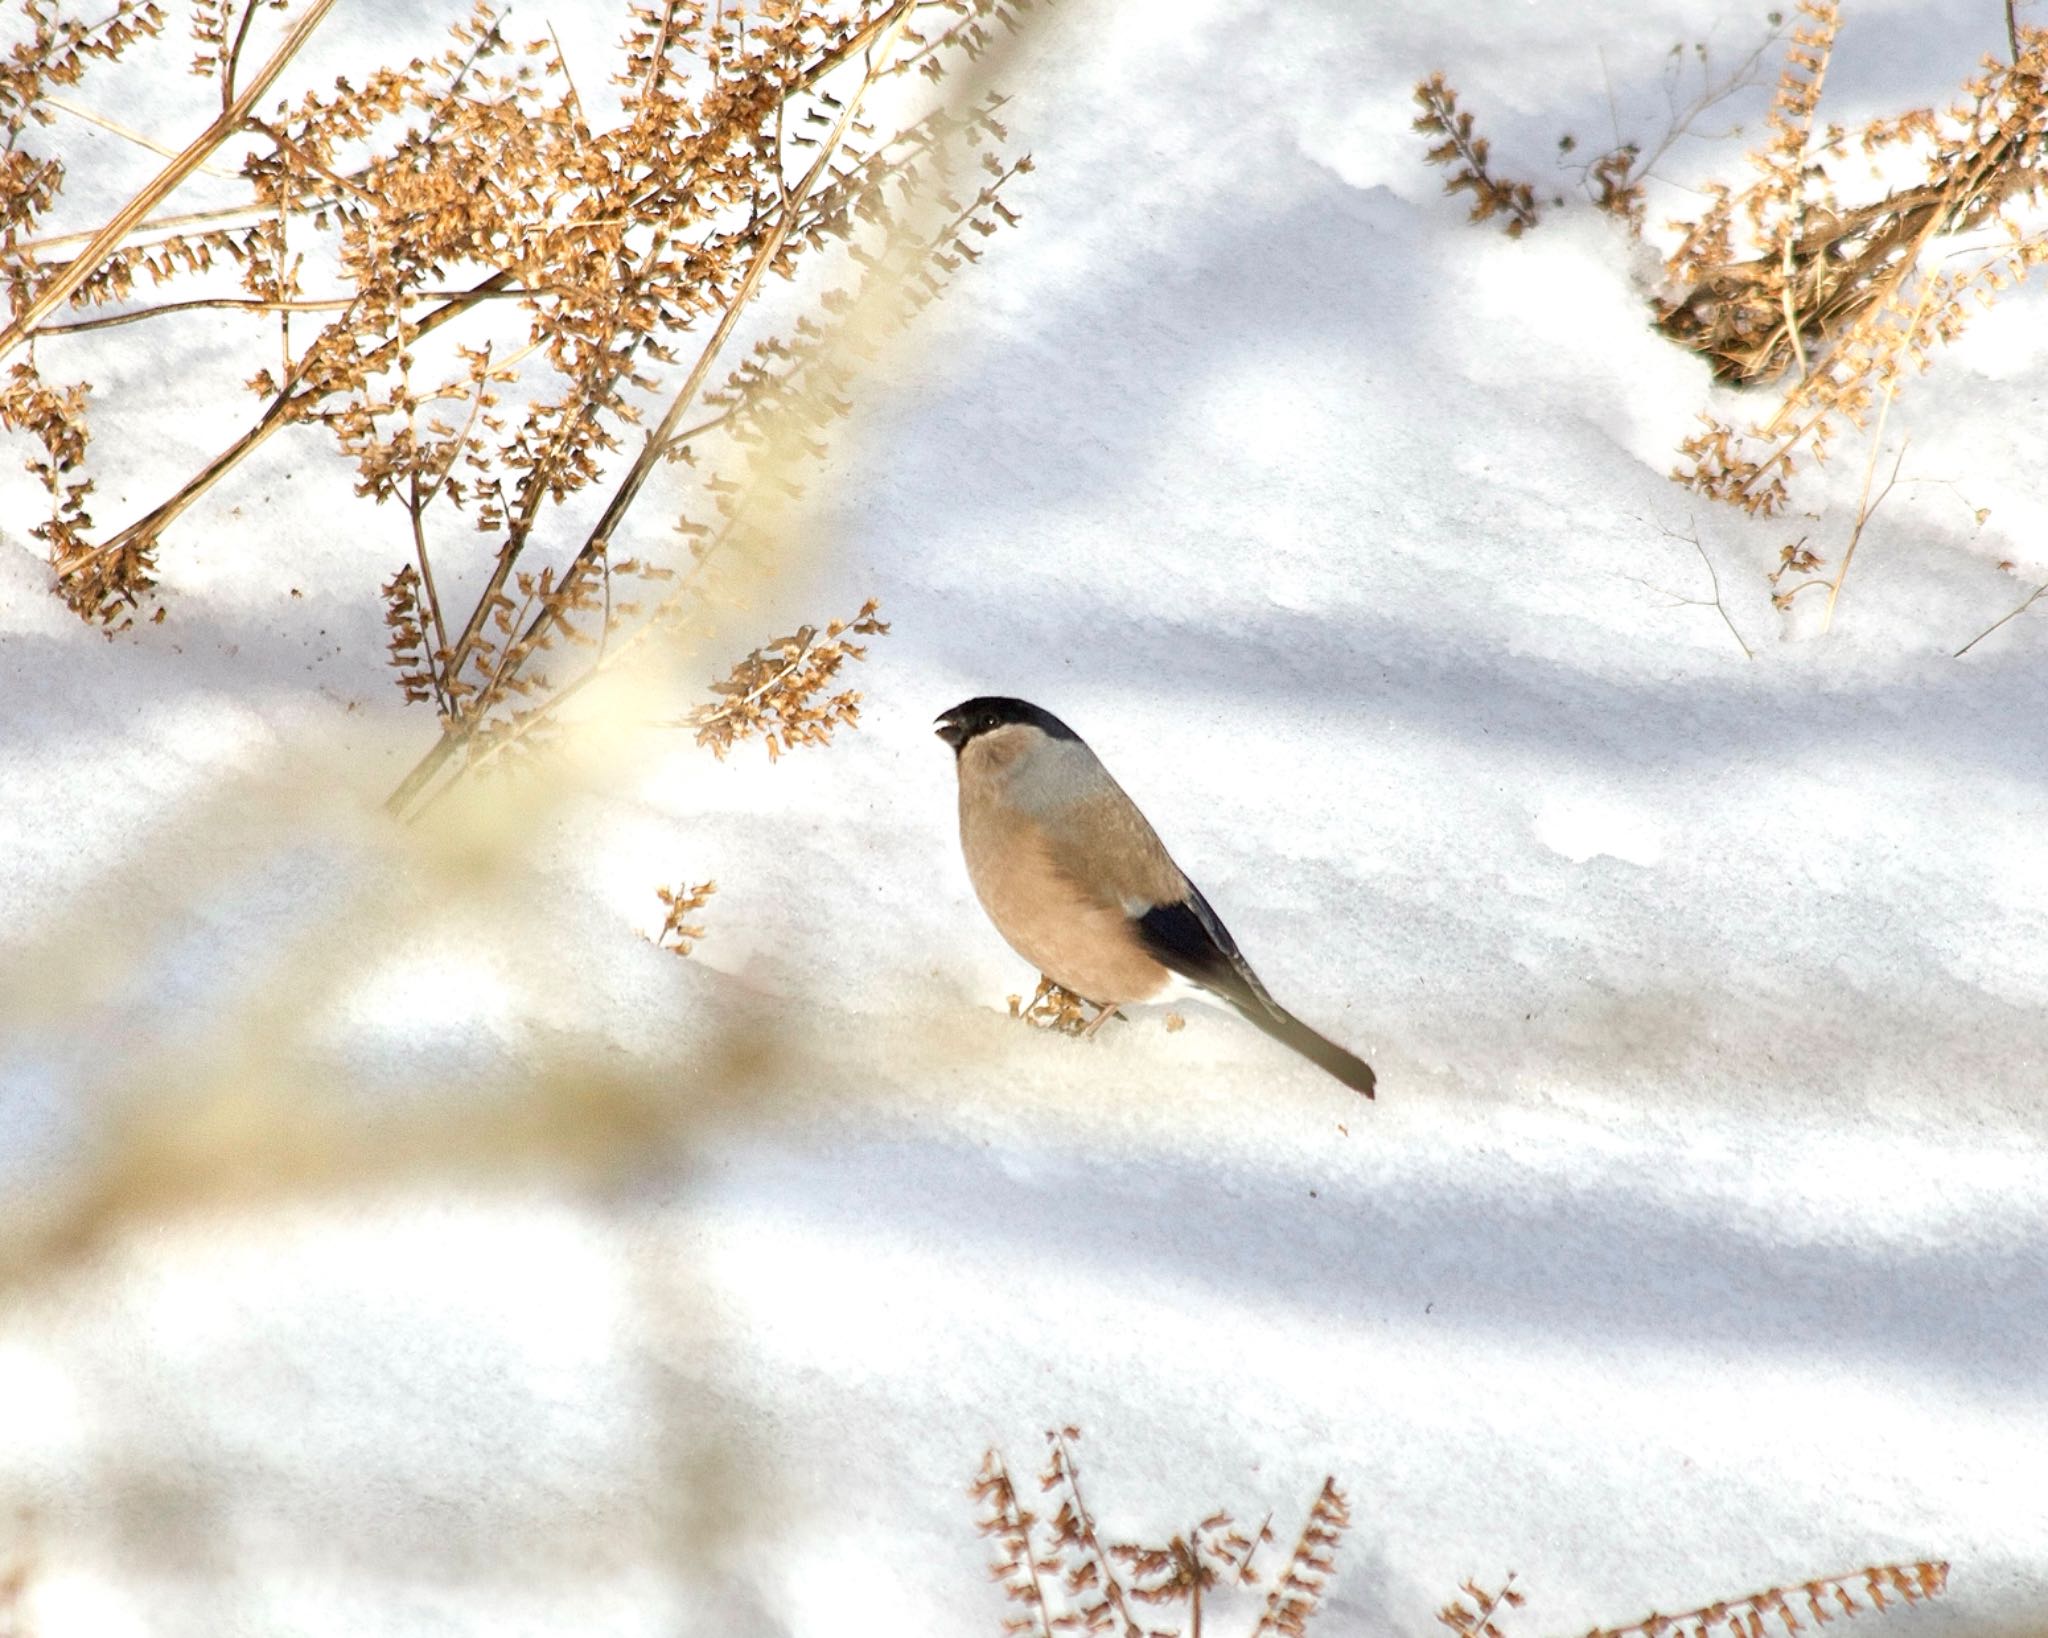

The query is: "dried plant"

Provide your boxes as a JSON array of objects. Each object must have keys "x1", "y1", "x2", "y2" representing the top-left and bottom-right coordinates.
[
  {"x1": 1586, "y1": 144, "x2": 1647, "y2": 229},
  {"x1": 1431, "y1": 1562, "x2": 1950, "y2": 1638},
  {"x1": 1658, "y1": 8, "x2": 2048, "y2": 622},
  {"x1": 1007, "y1": 977, "x2": 1097, "y2": 1036},
  {"x1": 1414, "y1": 74, "x2": 1541, "y2": 237},
  {"x1": 0, "y1": 0, "x2": 1033, "y2": 780},
  {"x1": 973, "y1": 1428, "x2": 1343, "y2": 1638},
  {"x1": 1440, "y1": 1576, "x2": 1527, "y2": 1638},
  {"x1": 654, "y1": 877, "x2": 717, "y2": 955},
  {"x1": 1252, "y1": 1479, "x2": 1349, "y2": 1638},
  {"x1": 1559, "y1": 21, "x2": 1789, "y2": 231},
  {"x1": 1580, "y1": 1561, "x2": 1950, "y2": 1638},
  {"x1": 1627, "y1": 518, "x2": 1753, "y2": 660},
  {"x1": 628, "y1": 597, "x2": 883, "y2": 956},
  {"x1": 686, "y1": 598, "x2": 888, "y2": 761},
  {"x1": 1955, "y1": 570, "x2": 2048, "y2": 656},
  {"x1": 0, "y1": 354, "x2": 123, "y2": 621},
  {"x1": 0, "y1": 0, "x2": 169, "y2": 628},
  {"x1": 974, "y1": 1445, "x2": 1062, "y2": 1637}
]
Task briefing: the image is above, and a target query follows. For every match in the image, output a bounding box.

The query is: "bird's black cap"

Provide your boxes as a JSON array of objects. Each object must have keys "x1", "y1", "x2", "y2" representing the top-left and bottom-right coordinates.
[{"x1": 934, "y1": 696, "x2": 1082, "y2": 752}]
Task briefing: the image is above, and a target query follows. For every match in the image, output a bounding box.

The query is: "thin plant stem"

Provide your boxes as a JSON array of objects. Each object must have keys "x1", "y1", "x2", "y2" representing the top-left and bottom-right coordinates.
[{"x1": 1954, "y1": 578, "x2": 2048, "y2": 656}]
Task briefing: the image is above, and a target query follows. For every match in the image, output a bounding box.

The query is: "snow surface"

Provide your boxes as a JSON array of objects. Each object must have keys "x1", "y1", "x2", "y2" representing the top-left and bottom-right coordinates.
[{"x1": 2, "y1": 1, "x2": 2046, "y2": 1635}]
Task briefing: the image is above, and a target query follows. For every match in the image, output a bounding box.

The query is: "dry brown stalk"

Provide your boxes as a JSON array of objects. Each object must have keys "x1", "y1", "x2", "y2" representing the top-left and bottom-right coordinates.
[
  {"x1": 428, "y1": 2, "x2": 918, "y2": 732},
  {"x1": 975, "y1": 1430, "x2": 1949, "y2": 1638},
  {"x1": 1413, "y1": 74, "x2": 1541, "y2": 237},
  {"x1": 1813, "y1": 435, "x2": 1907, "y2": 630},
  {"x1": 396, "y1": 132, "x2": 1029, "y2": 811},
  {"x1": 1427, "y1": 1561, "x2": 1953, "y2": 1638},
  {"x1": 39, "y1": 90, "x2": 239, "y2": 173},
  {"x1": 371, "y1": 4, "x2": 1034, "y2": 819},
  {"x1": 0, "y1": 354, "x2": 112, "y2": 619},
  {"x1": 1043, "y1": 1427, "x2": 1155, "y2": 1638},
  {"x1": 972, "y1": 1447, "x2": 1059, "y2": 1638},
  {"x1": 86, "y1": 264, "x2": 518, "y2": 608},
  {"x1": 1252, "y1": 1478, "x2": 1349, "y2": 1638}
]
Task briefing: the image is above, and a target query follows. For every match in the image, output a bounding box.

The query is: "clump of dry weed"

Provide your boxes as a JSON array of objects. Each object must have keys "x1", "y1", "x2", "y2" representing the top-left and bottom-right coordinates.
[
  {"x1": 1657, "y1": 6, "x2": 2048, "y2": 624},
  {"x1": 973, "y1": 1428, "x2": 1347, "y2": 1638},
  {"x1": 1414, "y1": 10, "x2": 2048, "y2": 635}
]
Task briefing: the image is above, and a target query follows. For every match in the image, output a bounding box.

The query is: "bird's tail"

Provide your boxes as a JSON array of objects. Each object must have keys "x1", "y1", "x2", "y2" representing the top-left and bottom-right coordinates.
[{"x1": 1243, "y1": 1002, "x2": 1376, "y2": 1098}]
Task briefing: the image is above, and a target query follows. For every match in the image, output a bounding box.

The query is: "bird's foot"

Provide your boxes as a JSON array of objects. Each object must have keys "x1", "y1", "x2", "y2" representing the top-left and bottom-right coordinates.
[{"x1": 1079, "y1": 1000, "x2": 1125, "y2": 1039}]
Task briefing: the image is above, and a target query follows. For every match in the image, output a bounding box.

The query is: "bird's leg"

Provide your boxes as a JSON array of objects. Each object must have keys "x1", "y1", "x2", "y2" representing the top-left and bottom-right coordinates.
[
  {"x1": 1027, "y1": 974, "x2": 1056, "y2": 1010},
  {"x1": 1079, "y1": 1000, "x2": 1124, "y2": 1038}
]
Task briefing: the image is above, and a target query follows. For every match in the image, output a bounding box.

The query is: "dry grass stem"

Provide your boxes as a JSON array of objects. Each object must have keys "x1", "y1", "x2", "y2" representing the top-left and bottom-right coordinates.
[
  {"x1": 1817, "y1": 436, "x2": 1907, "y2": 631},
  {"x1": 1953, "y1": 574, "x2": 2048, "y2": 655}
]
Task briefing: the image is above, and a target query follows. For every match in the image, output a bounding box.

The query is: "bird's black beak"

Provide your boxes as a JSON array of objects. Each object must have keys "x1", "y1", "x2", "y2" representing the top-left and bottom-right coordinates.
[{"x1": 934, "y1": 711, "x2": 967, "y2": 751}]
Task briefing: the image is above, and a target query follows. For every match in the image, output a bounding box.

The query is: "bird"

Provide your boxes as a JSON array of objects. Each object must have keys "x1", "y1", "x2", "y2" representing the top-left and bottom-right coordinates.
[{"x1": 934, "y1": 696, "x2": 1375, "y2": 1097}]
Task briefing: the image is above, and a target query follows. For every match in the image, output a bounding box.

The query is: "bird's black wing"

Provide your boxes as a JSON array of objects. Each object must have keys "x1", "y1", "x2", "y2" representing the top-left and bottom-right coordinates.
[
  {"x1": 1134, "y1": 888, "x2": 1277, "y2": 1018},
  {"x1": 1135, "y1": 888, "x2": 1376, "y2": 1098}
]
